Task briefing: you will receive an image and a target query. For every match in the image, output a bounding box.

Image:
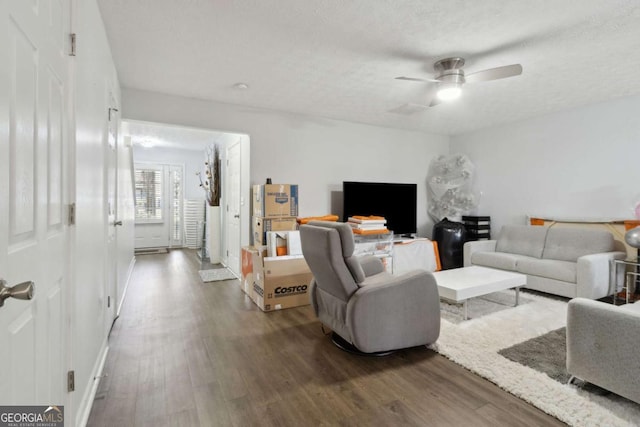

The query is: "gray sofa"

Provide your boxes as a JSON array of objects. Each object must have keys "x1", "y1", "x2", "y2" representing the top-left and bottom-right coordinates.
[
  {"x1": 567, "y1": 298, "x2": 640, "y2": 404},
  {"x1": 464, "y1": 225, "x2": 626, "y2": 299}
]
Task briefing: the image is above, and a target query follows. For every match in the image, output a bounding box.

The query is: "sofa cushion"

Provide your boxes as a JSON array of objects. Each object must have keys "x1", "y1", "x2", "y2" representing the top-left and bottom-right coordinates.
[
  {"x1": 542, "y1": 227, "x2": 615, "y2": 262},
  {"x1": 517, "y1": 257, "x2": 577, "y2": 283},
  {"x1": 471, "y1": 251, "x2": 528, "y2": 271},
  {"x1": 495, "y1": 225, "x2": 548, "y2": 259}
]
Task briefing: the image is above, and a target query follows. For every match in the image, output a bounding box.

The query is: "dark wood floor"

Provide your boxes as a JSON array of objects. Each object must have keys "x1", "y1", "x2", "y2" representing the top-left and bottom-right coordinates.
[{"x1": 87, "y1": 249, "x2": 565, "y2": 426}]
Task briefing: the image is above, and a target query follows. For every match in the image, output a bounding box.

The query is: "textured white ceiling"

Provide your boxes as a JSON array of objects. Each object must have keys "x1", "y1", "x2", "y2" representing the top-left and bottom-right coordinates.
[{"x1": 99, "y1": 0, "x2": 640, "y2": 136}]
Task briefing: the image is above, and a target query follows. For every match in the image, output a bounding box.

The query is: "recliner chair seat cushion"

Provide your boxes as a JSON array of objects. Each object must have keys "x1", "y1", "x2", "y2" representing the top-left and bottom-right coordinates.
[{"x1": 619, "y1": 301, "x2": 640, "y2": 314}]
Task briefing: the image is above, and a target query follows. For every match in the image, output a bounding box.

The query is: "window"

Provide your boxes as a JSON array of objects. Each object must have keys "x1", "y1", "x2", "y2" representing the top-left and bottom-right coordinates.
[{"x1": 135, "y1": 168, "x2": 163, "y2": 221}]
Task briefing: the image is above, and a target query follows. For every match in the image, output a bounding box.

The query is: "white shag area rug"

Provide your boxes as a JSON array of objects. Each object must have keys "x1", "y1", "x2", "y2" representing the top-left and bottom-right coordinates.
[
  {"x1": 198, "y1": 268, "x2": 237, "y2": 283},
  {"x1": 430, "y1": 291, "x2": 640, "y2": 427}
]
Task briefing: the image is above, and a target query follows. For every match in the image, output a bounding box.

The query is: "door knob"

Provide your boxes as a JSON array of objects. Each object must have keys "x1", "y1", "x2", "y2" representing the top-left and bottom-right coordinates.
[
  {"x1": 0, "y1": 279, "x2": 35, "y2": 307},
  {"x1": 114, "y1": 220, "x2": 123, "y2": 226}
]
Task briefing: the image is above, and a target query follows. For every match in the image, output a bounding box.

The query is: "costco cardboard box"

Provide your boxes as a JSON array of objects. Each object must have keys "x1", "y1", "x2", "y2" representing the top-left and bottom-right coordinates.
[
  {"x1": 252, "y1": 184, "x2": 299, "y2": 217},
  {"x1": 253, "y1": 216, "x2": 298, "y2": 245},
  {"x1": 241, "y1": 246, "x2": 258, "y2": 296},
  {"x1": 250, "y1": 247, "x2": 312, "y2": 312}
]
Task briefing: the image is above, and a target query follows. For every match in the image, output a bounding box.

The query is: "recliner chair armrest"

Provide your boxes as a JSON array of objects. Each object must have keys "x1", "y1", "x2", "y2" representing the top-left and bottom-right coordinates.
[
  {"x1": 463, "y1": 240, "x2": 497, "y2": 267},
  {"x1": 346, "y1": 270, "x2": 440, "y2": 353},
  {"x1": 576, "y1": 251, "x2": 626, "y2": 299},
  {"x1": 358, "y1": 255, "x2": 385, "y2": 277}
]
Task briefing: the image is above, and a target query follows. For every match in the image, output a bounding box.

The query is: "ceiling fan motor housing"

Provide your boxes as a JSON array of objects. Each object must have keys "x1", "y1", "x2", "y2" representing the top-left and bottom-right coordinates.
[{"x1": 434, "y1": 57, "x2": 466, "y2": 84}]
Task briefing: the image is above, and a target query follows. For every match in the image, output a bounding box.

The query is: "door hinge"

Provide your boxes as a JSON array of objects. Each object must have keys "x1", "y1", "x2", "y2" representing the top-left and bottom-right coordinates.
[
  {"x1": 107, "y1": 296, "x2": 111, "y2": 308},
  {"x1": 226, "y1": 250, "x2": 229, "y2": 257},
  {"x1": 67, "y1": 370, "x2": 75, "y2": 392},
  {"x1": 68, "y1": 203, "x2": 76, "y2": 226},
  {"x1": 70, "y1": 33, "x2": 76, "y2": 56}
]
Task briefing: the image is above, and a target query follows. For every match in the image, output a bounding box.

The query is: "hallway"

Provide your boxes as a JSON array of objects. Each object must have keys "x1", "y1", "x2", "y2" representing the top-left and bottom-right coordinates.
[{"x1": 87, "y1": 250, "x2": 563, "y2": 426}]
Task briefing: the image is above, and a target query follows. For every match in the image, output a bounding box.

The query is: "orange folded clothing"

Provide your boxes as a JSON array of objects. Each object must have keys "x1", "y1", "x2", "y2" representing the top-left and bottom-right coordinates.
[
  {"x1": 350, "y1": 215, "x2": 386, "y2": 221},
  {"x1": 351, "y1": 228, "x2": 389, "y2": 235},
  {"x1": 297, "y1": 214, "x2": 340, "y2": 224}
]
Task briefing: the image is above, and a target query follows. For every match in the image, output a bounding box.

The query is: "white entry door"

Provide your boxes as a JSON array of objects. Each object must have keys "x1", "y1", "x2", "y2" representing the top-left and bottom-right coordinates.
[
  {"x1": 226, "y1": 140, "x2": 242, "y2": 277},
  {"x1": 134, "y1": 164, "x2": 170, "y2": 249},
  {"x1": 0, "y1": 0, "x2": 70, "y2": 406}
]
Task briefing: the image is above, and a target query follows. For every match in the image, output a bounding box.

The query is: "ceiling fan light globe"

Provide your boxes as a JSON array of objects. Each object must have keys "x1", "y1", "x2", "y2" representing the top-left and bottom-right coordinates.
[{"x1": 437, "y1": 86, "x2": 462, "y2": 101}]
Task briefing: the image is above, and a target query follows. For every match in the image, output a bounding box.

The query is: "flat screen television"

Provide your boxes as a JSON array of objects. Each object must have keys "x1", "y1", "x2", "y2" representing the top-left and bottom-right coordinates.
[{"x1": 343, "y1": 181, "x2": 417, "y2": 236}]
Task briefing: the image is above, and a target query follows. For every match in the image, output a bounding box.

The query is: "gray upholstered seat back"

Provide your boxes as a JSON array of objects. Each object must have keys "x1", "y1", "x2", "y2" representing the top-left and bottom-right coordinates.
[
  {"x1": 300, "y1": 222, "x2": 361, "y2": 302},
  {"x1": 495, "y1": 225, "x2": 548, "y2": 258},
  {"x1": 542, "y1": 227, "x2": 614, "y2": 262}
]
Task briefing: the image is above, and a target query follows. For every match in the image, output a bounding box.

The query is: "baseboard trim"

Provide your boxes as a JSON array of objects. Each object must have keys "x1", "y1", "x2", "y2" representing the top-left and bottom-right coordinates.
[
  {"x1": 76, "y1": 342, "x2": 109, "y2": 427},
  {"x1": 117, "y1": 256, "x2": 136, "y2": 317}
]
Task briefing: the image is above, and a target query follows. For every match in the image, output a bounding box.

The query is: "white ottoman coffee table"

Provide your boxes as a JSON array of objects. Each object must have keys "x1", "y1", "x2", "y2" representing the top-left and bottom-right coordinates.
[{"x1": 432, "y1": 265, "x2": 527, "y2": 320}]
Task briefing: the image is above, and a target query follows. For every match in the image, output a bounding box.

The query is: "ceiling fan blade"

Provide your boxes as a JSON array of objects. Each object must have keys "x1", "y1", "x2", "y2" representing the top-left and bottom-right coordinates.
[
  {"x1": 388, "y1": 103, "x2": 431, "y2": 115},
  {"x1": 395, "y1": 76, "x2": 439, "y2": 83},
  {"x1": 465, "y1": 64, "x2": 522, "y2": 83}
]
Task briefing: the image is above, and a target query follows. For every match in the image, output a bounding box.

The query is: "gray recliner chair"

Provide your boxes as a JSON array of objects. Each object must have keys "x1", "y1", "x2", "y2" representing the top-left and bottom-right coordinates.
[{"x1": 300, "y1": 221, "x2": 440, "y2": 354}]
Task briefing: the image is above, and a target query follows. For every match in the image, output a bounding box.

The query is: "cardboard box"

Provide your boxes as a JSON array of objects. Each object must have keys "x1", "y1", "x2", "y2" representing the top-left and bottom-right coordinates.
[
  {"x1": 253, "y1": 216, "x2": 298, "y2": 246},
  {"x1": 252, "y1": 184, "x2": 299, "y2": 217},
  {"x1": 250, "y1": 248, "x2": 312, "y2": 312},
  {"x1": 241, "y1": 246, "x2": 259, "y2": 296}
]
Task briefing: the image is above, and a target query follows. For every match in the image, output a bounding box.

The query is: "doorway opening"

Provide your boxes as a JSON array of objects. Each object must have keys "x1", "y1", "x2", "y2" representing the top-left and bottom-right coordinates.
[{"x1": 123, "y1": 120, "x2": 250, "y2": 277}]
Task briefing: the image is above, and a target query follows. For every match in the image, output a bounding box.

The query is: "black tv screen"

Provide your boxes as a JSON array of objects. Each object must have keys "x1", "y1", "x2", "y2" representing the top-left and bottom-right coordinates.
[{"x1": 343, "y1": 181, "x2": 417, "y2": 236}]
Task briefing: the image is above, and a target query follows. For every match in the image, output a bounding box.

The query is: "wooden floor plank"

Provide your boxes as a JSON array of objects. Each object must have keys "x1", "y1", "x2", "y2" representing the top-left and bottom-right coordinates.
[{"x1": 86, "y1": 249, "x2": 565, "y2": 427}]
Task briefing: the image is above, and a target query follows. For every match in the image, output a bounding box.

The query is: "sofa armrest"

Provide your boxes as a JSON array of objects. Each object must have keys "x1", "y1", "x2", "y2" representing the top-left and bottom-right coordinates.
[
  {"x1": 346, "y1": 270, "x2": 440, "y2": 353},
  {"x1": 567, "y1": 298, "x2": 640, "y2": 404},
  {"x1": 358, "y1": 255, "x2": 385, "y2": 277},
  {"x1": 576, "y1": 251, "x2": 626, "y2": 299},
  {"x1": 463, "y1": 239, "x2": 497, "y2": 267}
]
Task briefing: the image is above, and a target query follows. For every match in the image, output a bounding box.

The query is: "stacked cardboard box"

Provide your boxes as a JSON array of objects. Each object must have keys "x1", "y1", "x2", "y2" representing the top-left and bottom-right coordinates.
[
  {"x1": 252, "y1": 184, "x2": 299, "y2": 245},
  {"x1": 242, "y1": 183, "x2": 311, "y2": 312},
  {"x1": 240, "y1": 245, "x2": 312, "y2": 312}
]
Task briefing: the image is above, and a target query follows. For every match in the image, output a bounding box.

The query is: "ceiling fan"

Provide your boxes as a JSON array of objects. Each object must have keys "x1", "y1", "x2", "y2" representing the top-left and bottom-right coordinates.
[{"x1": 395, "y1": 57, "x2": 523, "y2": 108}]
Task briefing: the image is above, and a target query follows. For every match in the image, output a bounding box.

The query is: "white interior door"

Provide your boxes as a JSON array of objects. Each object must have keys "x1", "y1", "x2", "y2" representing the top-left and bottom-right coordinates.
[
  {"x1": 226, "y1": 140, "x2": 242, "y2": 277},
  {"x1": 0, "y1": 0, "x2": 70, "y2": 405}
]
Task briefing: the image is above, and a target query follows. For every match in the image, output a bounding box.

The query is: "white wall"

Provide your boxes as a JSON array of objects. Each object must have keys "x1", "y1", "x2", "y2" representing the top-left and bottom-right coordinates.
[
  {"x1": 122, "y1": 89, "x2": 449, "y2": 237},
  {"x1": 450, "y1": 94, "x2": 640, "y2": 233},
  {"x1": 73, "y1": 0, "x2": 134, "y2": 424},
  {"x1": 133, "y1": 145, "x2": 206, "y2": 200}
]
